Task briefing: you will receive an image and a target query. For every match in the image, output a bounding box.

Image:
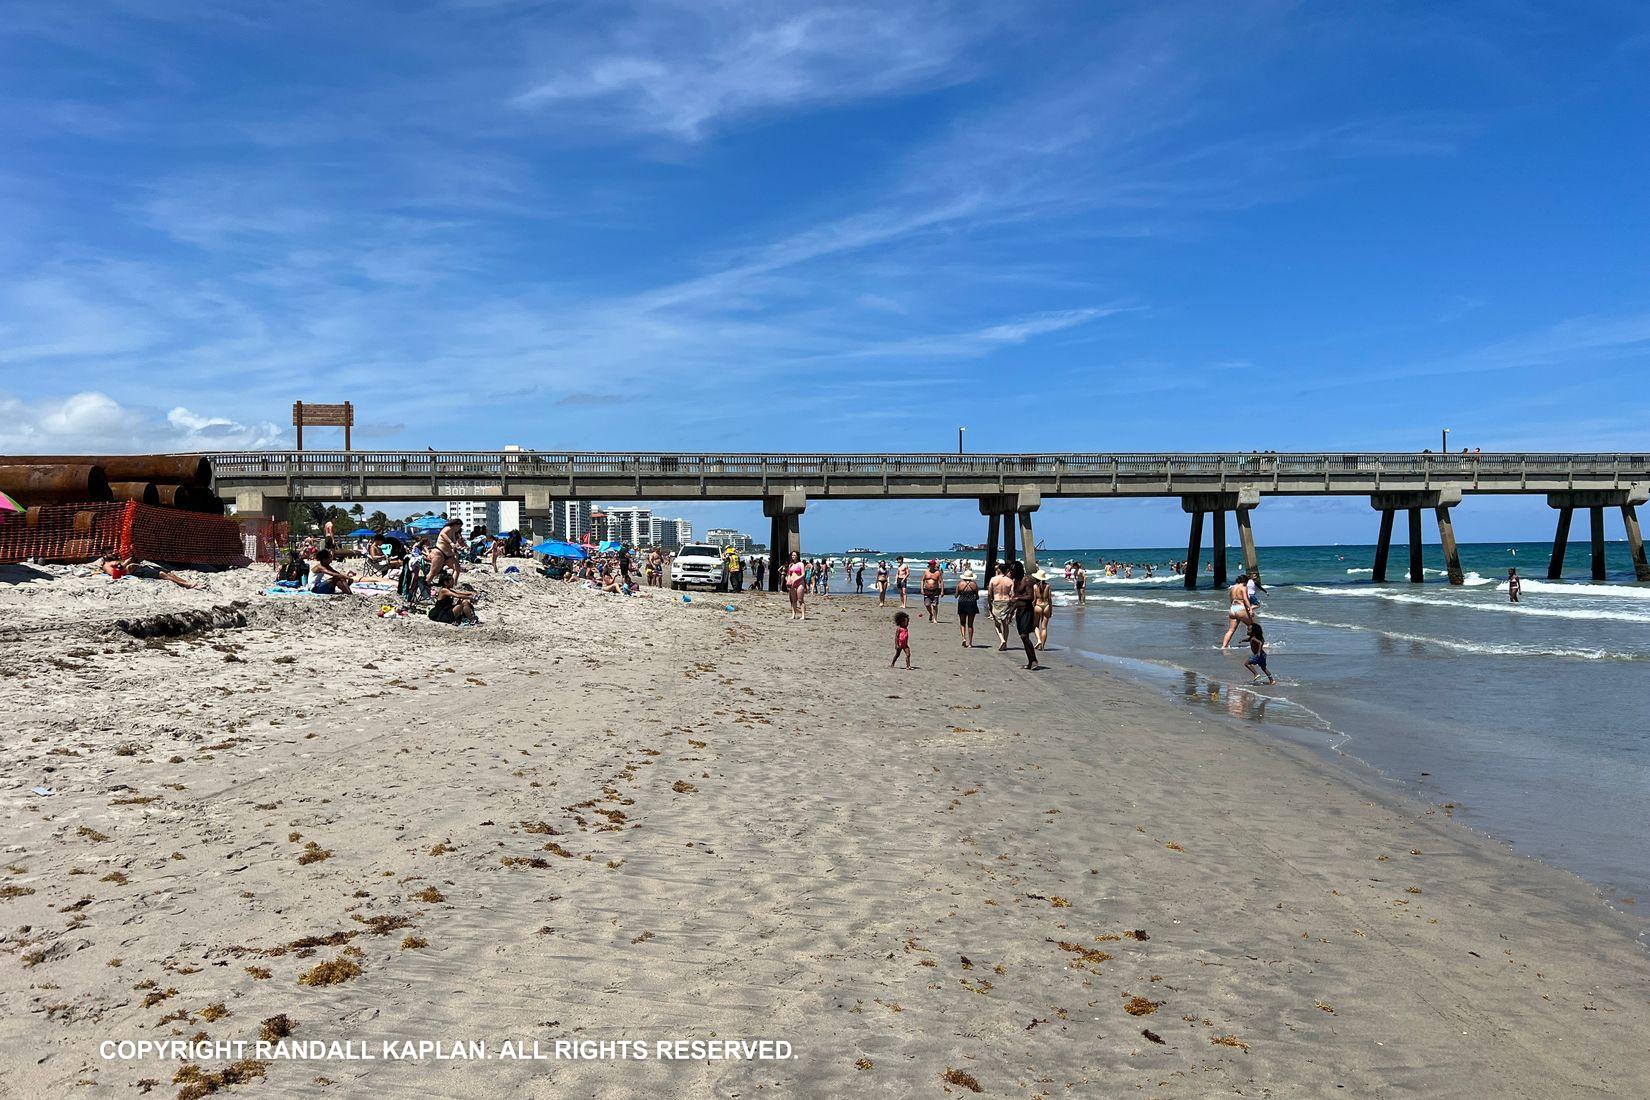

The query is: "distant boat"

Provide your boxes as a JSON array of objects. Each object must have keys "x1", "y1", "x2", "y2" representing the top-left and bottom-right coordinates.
[
  {"x1": 951, "y1": 542, "x2": 987, "y2": 552},
  {"x1": 845, "y1": 547, "x2": 880, "y2": 555}
]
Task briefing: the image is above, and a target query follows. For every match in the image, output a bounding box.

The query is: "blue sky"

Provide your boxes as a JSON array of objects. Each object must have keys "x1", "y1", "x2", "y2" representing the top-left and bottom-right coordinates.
[{"x1": 2, "y1": 1, "x2": 1647, "y2": 547}]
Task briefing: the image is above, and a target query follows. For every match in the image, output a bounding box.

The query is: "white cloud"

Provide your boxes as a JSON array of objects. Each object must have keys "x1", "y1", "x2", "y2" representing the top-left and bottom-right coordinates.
[
  {"x1": 0, "y1": 391, "x2": 286, "y2": 453},
  {"x1": 511, "y1": 0, "x2": 981, "y2": 139}
]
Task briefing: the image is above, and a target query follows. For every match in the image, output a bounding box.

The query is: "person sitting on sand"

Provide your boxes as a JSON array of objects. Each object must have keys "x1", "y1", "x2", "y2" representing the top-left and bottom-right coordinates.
[
  {"x1": 600, "y1": 567, "x2": 624, "y2": 595},
  {"x1": 275, "y1": 548, "x2": 308, "y2": 587},
  {"x1": 309, "y1": 549, "x2": 355, "y2": 595},
  {"x1": 427, "y1": 580, "x2": 478, "y2": 624}
]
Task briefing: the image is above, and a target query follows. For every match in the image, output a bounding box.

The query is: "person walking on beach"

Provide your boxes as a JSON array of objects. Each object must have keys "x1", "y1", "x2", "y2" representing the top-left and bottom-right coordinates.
[
  {"x1": 856, "y1": 560, "x2": 866, "y2": 593},
  {"x1": 987, "y1": 562, "x2": 1015, "y2": 650},
  {"x1": 895, "y1": 557, "x2": 910, "y2": 609},
  {"x1": 752, "y1": 555, "x2": 766, "y2": 590},
  {"x1": 1072, "y1": 562, "x2": 1087, "y2": 604},
  {"x1": 1220, "y1": 573, "x2": 1255, "y2": 649},
  {"x1": 1032, "y1": 568, "x2": 1054, "y2": 649},
  {"x1": 785, "y1": 551, "x2": 807, "y2": 620},
  {"x1": 921, "y1": 560, "x2": 944, "y2": 623},
  {"x1": 1008, "y1": 561, "x2": 1042, "y2": 670},
  {"x1": 890, "y1": 611, "x2": 912, "y2": 669},
  {"x1": 1508, "y1": 567, "x2": 1522, "y2": 603},
  {"x1": 1245, "y1": 621, "x2": 1276, "y2": 685},
  {"x1": 955, "y1": 567, "x2": 980, "y2": 648},
  {"x1": 876, "y1": 560, "x2": 889, "y2": 604}
]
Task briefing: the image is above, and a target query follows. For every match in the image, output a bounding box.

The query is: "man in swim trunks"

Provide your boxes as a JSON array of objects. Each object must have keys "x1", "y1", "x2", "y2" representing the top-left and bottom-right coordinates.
[
  {"x1": 920, "y1": 560, "x2": 944, "y2": 622},
  {"x1": 895, "y1": 557, "x2": 910, "y2": 609},
  {"x1": 1220, "y1": 573, "x2": 1254, "y2": 650},
  {"x1": 1072, "y1": 562, "x2": 1087, "y2": 604},
  {"x1": 987, "y1": 562, "x2": 1015, "y2": 650}
]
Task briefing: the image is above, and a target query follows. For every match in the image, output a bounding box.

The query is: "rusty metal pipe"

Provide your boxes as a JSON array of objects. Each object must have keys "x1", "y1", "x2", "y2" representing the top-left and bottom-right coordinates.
[
  {"x1": 0, "y1": 464, "x2": 112, "y2": 506},
  {"x1": 1, "y1": 455, "x2": 210, "y2": 486},
  {"x1": 109, "y1": 481, "x2": 161, "y2": 505}
]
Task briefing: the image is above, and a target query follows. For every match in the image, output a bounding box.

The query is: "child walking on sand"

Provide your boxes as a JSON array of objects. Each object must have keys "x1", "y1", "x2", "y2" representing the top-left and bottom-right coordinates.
[
  {"x1": 891, "y1": 611, "x2": 912, "y2": 669},
  {"x1": 1245, "y1": 622, "x2": 1276, "y2": 685}
]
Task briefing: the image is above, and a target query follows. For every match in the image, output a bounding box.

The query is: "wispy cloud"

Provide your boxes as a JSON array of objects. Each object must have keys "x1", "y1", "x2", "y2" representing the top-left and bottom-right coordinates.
[{"x1": 510, "y1": 0, "x2": 984, "y2": 140}]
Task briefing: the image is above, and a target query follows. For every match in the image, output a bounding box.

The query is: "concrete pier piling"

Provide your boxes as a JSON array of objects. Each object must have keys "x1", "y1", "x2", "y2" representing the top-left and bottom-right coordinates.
[
  {"x1": 1549, "y1": 507, "x2": 1573, "y2": 580},
  {"x1": 983, "y1": 512, "x2": 1000, "y2": 585},
  {"x1": 1373, "y1": 509, "x2": 1394, "y2": 583},
  {"x1": 1623, "y1": 503, "x2": 1650, "y2": 582},
  {"x1": 762, "y1": 490, "x2": 806, "y2": 588},
  {"x1": 1546, "y1": 488, "x2": 1649, "y2": 581},
  {"x1": 1181, "y1": 490, "x2": 1259, "y2": 589},
  {"x1": 1590, "y1": 506, "x2": 1607, "y2": 582},
  {"x1": 1370, "y1": 489, "x2": 1463, "y2": 584},
  {"x1": 979, "y1": 489, "x2": 1039, "y2": 572}
]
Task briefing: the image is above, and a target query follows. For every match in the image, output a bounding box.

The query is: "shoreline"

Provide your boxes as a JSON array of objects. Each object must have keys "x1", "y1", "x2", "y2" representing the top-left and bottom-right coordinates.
[{"x1": 4, "y1": 566, "x2": 1649, "y2": 1096}]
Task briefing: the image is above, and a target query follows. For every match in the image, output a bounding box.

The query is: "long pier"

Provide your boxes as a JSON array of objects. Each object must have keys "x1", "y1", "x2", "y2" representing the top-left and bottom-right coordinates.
[{"x1": 208, "y1": 450, "x2": 1650, "y2": 588}]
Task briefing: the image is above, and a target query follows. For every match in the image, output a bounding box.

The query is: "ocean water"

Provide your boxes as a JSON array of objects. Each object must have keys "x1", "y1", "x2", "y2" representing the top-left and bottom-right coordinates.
[{"x1": 852, "y1": 541, "x2": 1650, "y2": 909}]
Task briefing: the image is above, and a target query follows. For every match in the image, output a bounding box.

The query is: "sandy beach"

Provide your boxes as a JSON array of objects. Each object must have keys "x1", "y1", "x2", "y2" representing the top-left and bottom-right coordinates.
[{"x1": 4, "y1": 564, "x2": 1649, "y2": 1098}]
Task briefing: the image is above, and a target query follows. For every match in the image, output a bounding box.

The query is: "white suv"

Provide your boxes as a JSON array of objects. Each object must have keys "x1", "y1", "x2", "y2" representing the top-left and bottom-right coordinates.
[{"x1": 670, "y1": 544, "x2": 725, "y2": 590}]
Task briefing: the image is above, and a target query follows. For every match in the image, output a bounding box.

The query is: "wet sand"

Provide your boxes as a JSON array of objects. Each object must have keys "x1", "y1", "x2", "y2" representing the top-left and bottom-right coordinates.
[{"x1": 3, "y1": 564, "x2": 1648, "y2": 1098}]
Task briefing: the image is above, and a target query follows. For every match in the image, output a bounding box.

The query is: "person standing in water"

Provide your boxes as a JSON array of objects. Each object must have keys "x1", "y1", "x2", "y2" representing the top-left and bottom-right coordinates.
[
  {"x1": 1220, "y1": 573, "x2": 1255, "y2": 650},
  {"x1": 1508, "y1": 567, "x2": 1522, "y2": 603},
  {"x1": 1072, "y1": 562, "x2": 1087, "y2": 604},
  {"x1": 955, "y1": 568, "x2": 979, "y2": 648}
]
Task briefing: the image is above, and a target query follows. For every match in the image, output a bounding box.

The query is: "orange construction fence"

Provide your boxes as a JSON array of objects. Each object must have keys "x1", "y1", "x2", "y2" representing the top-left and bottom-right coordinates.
[{"x1": 0, "y1": 501, "x2": 254, "y2": 566}]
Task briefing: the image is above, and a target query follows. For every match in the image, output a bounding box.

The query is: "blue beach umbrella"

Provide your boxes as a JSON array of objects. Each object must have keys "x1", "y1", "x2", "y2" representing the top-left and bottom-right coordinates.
[
  {"x1": 532, "y1": 539, "x2": 588, "y2": 560},
  {"x1": 347, "y1": 527, "x2": 375, "y2": 537},
  {"x1": 598, "y1": 540, "x2": 622, "y2": 553},
  {"x1": 408, "y1": 515, "x2": 448, "y2": 532}
]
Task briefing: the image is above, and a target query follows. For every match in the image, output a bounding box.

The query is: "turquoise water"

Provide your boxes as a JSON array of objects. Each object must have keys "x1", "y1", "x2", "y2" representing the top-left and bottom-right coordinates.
[{"x1": 845, "y1": 541, "x2": 1650, "y2": 908}]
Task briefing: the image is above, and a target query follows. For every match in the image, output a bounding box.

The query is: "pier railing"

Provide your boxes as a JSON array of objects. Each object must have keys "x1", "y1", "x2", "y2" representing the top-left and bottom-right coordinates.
[{"x1": 207, "y1": 450, "x2": 1648, "y2": 483}]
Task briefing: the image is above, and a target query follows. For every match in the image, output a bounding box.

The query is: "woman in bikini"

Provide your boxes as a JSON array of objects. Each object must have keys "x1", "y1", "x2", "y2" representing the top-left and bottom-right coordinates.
[
  {"x1": 786, "y1": 551, "x2": 808, "y2": 620},
  {"x1": 955, "y1": 568, "x2": 980, "y2": 648},
  {"x1": 875, "y1": 560, "x2": 890, "y2": 605},
  {"x1": 1032, "y1": 568, "x2": 1054, "y2": 649}
]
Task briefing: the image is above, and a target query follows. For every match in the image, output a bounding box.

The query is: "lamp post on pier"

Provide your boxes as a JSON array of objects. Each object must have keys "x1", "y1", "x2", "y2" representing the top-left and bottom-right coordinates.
[
  {"x1": 1441, "y1": 427, "x2": 1450, "y2": 453},
  {"x1": 958, "y1": 427, "x2": 965, "y2": 455}
]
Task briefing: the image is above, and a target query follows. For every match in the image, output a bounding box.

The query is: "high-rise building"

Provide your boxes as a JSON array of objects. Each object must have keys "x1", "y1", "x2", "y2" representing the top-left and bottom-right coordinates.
[
  {"x1": 551, "y1": 500, "x2": 592, "y2": 542},
  {"x1": 446, "y1": 500, "x2": 497, "y2": 532},
  {"x1": 602, "y1": 506, "x2": 653, "y2": 546},
  {"x1": 445, "y1": 499, "x2": 524, "y2": 534},
  {"x1": 650, "y1": 516, "x2": 692, "y2": 552},
  {"x1": 705, "y1": 527, "x2": 754, "y2": 553}
]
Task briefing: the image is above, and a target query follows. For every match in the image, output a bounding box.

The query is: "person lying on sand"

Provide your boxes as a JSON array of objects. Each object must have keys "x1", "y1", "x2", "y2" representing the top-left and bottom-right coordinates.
[{"x1": 91, "y1": 548, "x2": 201, "y2": 590}]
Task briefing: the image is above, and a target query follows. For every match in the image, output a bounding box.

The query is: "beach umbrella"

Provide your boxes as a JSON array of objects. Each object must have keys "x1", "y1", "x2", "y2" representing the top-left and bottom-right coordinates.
[
  {"x1": 408, "y1": 515, "x2": 447, "y2": 531},
  {"x1": 0, "y1": 489, "x2": 20, "y2": 513},
  {"x1": 347, "y1": 527, "x2": 375, "y2": 537},
  {"x1": 385, "y1": 529, "x2": 410, "y2": 540},
  {"x1": 598, "y1": 540, "x2": 622, "y2": 553},
  {"x1": 532, "y1": 539, "x2": 588, "y2": 559}
]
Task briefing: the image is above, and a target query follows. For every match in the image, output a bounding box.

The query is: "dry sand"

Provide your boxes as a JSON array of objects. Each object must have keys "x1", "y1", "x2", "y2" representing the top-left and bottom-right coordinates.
[{"x1": 3, "y1": 562, "x2": 1648, "y2": 1098}]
